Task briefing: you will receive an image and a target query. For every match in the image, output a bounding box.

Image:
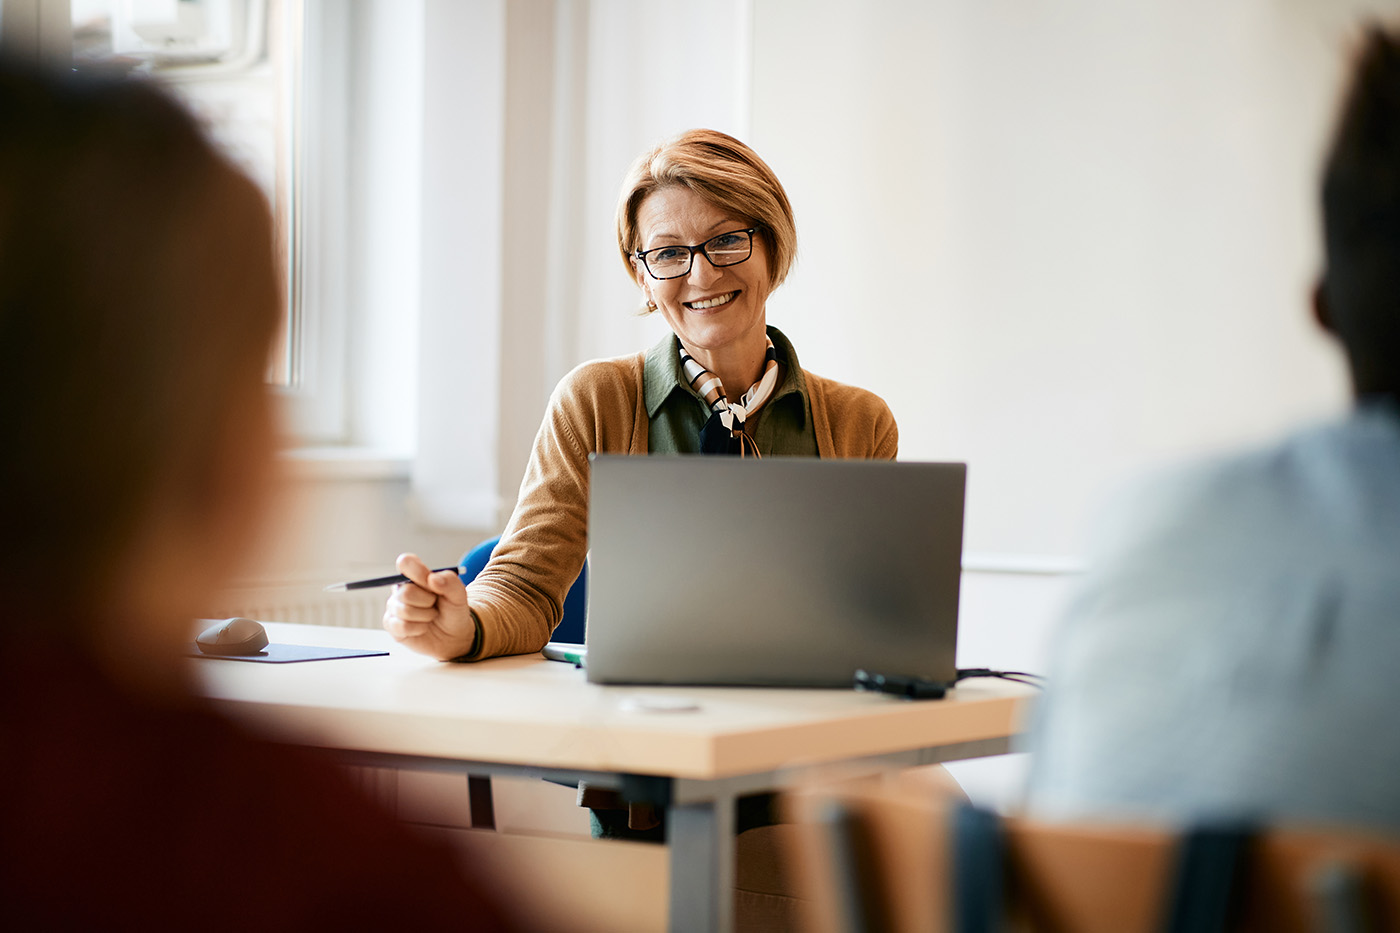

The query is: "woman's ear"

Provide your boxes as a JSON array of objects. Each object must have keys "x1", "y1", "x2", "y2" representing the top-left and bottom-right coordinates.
[{"x1": 635, "y1": 263, "x2": 657, "y2": 312}]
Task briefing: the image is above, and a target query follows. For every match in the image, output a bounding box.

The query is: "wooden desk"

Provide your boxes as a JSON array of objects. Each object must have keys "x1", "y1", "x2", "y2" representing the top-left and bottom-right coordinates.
[{"x1": 193, "y1": 623, "x2": 1033, "y2": 933}]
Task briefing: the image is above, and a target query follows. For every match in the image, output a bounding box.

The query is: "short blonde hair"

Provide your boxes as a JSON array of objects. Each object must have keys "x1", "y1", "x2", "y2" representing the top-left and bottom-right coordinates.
[{"x1": 616, "y1": 129, "x2": 797, "y2": 291}]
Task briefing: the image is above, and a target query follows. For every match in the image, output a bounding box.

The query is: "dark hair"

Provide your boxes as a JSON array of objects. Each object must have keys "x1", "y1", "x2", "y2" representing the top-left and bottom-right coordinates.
[
  {"x1": 0, "y1": 64, "x2": 280, "y2": 613},
  {"x1": 1320, "y1": 27, "x2": 1400, "y2": 396}
]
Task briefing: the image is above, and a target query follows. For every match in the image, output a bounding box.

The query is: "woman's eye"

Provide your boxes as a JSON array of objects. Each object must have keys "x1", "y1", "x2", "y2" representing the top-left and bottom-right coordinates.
[
  {"x1": 652, "y1": 247, "x2": 686, "y2": 263},
  {"x1": 711, "y1": 235, "x2": 742, "y2": 249}
]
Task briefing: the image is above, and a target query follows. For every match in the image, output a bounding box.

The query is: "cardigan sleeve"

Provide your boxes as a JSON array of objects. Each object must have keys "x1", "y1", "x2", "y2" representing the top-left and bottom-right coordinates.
[{"x1": 463, "y1": 357, "x2": 644, "y2": 659}]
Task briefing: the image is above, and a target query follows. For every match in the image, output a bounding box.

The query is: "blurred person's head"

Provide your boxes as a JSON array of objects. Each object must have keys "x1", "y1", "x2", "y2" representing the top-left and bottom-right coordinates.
[
  {"x1": 1319, "y1": 26, "x2": 1400, "y2": 399},
  {"x1": 0, "y1": 64, "x2": 282, "y2": 668}
]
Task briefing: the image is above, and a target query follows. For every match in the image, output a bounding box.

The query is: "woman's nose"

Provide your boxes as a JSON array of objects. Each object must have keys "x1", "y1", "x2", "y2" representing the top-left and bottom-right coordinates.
[{"x1": 688, "y1": 251, "x2": 721, "y2": 286}]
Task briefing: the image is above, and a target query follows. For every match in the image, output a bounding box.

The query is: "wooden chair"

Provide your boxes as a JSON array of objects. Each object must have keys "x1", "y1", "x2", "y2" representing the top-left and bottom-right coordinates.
[{"x1": 784, "y1": 775, "x2": 1400, "y2": 933}]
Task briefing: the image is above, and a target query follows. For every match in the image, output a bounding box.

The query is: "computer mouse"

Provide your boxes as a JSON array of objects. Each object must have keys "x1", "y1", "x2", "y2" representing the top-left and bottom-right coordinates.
[{"x1": 196, "y1": 617, "x2": 269, "y2": 656}]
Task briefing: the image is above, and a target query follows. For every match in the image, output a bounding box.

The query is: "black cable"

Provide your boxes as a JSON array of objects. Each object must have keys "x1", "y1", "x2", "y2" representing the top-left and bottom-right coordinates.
[
  {"x1": 955, "y1": 669, "x2": 1045, "y2": 688},
  {"x1": 995, "y1": 669, "x2": 1045, "y2": 683},
  {"x1": 992, "y1": 675, "x2": 1044, "y2": 689},
  {"x1": 955, "y1": 667, "x2": 1046, "y2": 686},
  {"x1": 853, "y1": 667, "x2": 1046, "y2": 700}
]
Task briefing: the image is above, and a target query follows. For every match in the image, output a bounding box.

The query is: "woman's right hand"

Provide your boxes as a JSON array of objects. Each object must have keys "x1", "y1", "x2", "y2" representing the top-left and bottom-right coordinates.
[{"x1": 382, "y1": 552, "x2": 477, "y2": 660}]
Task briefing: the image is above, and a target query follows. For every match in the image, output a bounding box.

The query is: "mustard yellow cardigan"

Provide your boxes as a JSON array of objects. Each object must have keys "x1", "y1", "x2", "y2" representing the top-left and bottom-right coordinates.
[{"x1": 463, "y1": 350, "x2": 898, "y2": 660}]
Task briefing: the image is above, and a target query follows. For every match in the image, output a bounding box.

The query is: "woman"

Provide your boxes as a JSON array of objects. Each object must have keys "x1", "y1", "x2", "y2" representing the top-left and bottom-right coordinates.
[
  {"x1": 0, "y1": 65, "x2": 517, "y2": 929},
  {"x1": 386, "y1": 129, "x2": 898, "y2": 662}
]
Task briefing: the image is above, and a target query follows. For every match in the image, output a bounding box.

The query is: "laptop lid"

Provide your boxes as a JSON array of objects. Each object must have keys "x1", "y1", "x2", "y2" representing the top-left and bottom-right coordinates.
[{"x1": 584, "y1": 456, "x2": 966, "y2": 687}]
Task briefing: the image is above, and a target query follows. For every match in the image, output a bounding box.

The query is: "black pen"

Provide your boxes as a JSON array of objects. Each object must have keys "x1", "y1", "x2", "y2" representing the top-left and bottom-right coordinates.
[{"x1": 324, "y1": 566, "x2": 463, "y2": 592}]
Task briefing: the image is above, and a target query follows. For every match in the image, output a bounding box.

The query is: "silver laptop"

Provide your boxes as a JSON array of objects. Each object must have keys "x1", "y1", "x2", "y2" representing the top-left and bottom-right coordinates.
[{"x1": 584, "y1": 456, "x2": 966, "y2": 687}]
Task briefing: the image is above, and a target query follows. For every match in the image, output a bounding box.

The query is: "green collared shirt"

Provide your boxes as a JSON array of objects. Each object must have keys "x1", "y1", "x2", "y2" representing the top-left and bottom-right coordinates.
[{"x1": 643, "y1": 325, "x2": 819, "y2": 456}]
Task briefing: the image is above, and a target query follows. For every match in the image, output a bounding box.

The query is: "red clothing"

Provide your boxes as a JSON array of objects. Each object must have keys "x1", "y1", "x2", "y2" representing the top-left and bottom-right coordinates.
[{"x1": 0, "y1": 638, "x2": 521, "y2": 931}]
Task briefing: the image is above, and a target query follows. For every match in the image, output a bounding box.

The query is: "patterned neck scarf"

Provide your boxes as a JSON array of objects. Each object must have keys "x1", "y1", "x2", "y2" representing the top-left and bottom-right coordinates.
[{"x1": 679, "y1": 337, "x2": 780, "y2": 456}]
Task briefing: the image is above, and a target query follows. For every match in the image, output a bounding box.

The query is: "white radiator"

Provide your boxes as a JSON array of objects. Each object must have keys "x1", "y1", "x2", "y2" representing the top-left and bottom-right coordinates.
[{"x1": 209, "y1": 580, "x2": 388, "y2": 630}]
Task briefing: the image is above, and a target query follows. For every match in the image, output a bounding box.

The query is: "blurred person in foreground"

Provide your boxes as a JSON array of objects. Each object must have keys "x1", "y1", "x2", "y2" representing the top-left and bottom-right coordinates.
[
  {"x1": 0, "y1": 63, "x2": 519, "y2": 929},
  {"x1": 1025, "y1": 26, "x2": 1400, "y2": 830}
]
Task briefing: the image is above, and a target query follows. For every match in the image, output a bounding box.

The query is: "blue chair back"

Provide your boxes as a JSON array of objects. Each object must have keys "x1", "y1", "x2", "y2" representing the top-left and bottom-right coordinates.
[{"x1": 459, "y1": 535, "x2": 587, "y2": 645}]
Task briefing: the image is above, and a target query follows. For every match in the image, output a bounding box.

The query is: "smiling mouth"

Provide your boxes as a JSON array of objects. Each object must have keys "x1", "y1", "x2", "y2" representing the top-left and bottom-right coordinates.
[{"x1": 685, "y1": 291, "x2": 739, "y2": 311}]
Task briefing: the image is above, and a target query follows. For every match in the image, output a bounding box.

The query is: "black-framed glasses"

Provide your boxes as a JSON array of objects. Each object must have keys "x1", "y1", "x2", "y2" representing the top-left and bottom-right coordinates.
[{"x1": 634, "y1": 227, "x2": 757, "y2": 280}]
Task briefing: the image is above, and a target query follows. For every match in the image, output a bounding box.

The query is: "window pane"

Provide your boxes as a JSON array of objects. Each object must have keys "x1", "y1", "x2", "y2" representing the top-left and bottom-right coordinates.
[{"x1": 71, "y1": 0, "x2": 299, "y2": 385}]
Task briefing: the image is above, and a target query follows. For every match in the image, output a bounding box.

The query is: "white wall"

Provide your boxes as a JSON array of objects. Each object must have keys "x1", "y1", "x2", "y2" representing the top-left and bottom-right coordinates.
[{"x1": 748, "y1": 0, "x2": 1396, "y2": 558}]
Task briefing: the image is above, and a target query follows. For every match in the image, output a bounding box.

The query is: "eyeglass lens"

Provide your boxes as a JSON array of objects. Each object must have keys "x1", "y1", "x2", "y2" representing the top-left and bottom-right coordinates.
[{"x1": 644, "y1": 229, "x2": 752, "y2": 278}]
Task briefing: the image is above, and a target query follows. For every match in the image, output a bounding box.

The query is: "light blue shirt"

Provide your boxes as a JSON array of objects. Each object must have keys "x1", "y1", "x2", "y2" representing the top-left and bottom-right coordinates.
[{"x1": 1025, "y1": 400, "x2": 1400, "y2": 830}]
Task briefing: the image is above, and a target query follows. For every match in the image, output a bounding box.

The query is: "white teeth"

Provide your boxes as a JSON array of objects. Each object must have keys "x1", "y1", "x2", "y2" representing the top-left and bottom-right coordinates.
[{"x1": 689, "y1": 291, "x2": 737, "y2": 310}]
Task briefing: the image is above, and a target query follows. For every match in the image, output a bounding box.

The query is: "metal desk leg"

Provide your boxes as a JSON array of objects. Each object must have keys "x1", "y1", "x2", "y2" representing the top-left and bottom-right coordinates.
[{"x1": 668, "y1": 795, "x2": 736, "y2": 933}]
